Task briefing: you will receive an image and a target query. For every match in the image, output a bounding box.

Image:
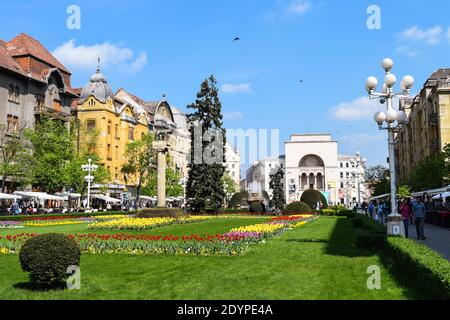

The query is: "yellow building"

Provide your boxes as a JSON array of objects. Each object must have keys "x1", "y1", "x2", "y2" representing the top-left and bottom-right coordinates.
[
  {"x1": 395, "y1": 68, "x2": 450, "y2": 184},
  {"x1": 77, "y1": 67, "x2": 149, "y2": 197}
]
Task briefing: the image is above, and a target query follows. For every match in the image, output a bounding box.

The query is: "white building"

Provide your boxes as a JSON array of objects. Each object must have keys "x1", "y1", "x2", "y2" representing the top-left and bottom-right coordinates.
[
  {"x1": 225, "y1": 143, "x2": 241, "y2": 188},
  {"x1": 285, "y1": 134, "x2": 339, "y2": 204},
  {"x1": 337, "y1": 154, "x2": 368, "y2": 205},
  {"x1": 245, "y1": 133, "x2": 368, "y2": 206},
  {"x1": 245, "y1": 156, "x2": 285, "y2": 200}
]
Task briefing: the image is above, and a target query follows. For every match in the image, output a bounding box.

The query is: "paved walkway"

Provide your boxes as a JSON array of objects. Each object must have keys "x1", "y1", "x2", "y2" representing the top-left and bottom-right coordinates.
[{"x1": 407, "y1": 223, "x2": 450, "y2": 261}]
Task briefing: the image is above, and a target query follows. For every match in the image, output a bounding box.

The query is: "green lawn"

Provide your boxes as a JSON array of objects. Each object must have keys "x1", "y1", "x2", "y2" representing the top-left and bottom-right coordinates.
[{"x1": 0, "y1": 217, "x2": 421, "y2": 299}]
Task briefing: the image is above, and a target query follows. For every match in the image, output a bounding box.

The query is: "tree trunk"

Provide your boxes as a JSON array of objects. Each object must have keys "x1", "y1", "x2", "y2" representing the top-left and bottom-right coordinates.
[{"x1": 1, "y1": 176, "x2": 6, "y2": 193}]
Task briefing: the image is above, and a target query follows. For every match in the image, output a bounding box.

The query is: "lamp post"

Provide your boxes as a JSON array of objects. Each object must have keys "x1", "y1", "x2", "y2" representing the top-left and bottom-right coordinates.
[
  {"x1": 350, "y1": 151, "x2": 367, "y2": 206},
  {"x1": 365, "y1": 58, "x2": 414, "y2": 236},
  {"x1": 82, "y1": 159, "x2": 98, "y2": 209}
]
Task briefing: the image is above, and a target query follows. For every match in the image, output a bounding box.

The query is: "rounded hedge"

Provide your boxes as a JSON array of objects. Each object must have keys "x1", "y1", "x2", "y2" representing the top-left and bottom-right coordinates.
[
  {"x1": 19, "y1": 233, "x2": 81, "y2": 285},
  {"x1": 228, "y1": 192, "x2": 244, "y2": 209},
  {"x1": 249, "y1": 202, "x2": 265, "y2": 213},
  {"x1": 300, "y1": 189, "x2": 328, "y2": 209},
  {"x1": 283, "y1": 201, "x2": 312, "y2": 214}
]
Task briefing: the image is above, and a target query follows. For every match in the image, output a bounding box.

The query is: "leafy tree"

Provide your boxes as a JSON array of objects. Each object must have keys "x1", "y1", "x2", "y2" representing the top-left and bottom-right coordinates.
[
  {"x1": 223, "y1": 172, "x2": 237, "y2": 203},
  {"x1": 141, "y1": 154, "x2": 183, "y2": 198},
  {"x1": 121, "y1": 133, "x2": 155, "y2": 203},
  {"x1": 269, "y1": 168, "x2": 285, "y2": 210},
  {"x1": 0, "y1": 124, "x2": 34, "y2": 192},
  {"x1": 65, "y1": 128, "x2": 110, "y2": 196},
  {"x1": 409, "y1": 152, "x2": 446, "y2": 192},
  {"x1": 397, "y1": 185, "x2": 411, "y2": 198},
  {"x1": 365, "y1": 165, "x2": 390, "y2": 196},
  {"x1": 26, "y1": 117, "x2": 77, "y2": 193},
  {"x1": 186, "y1": 76, "x2": 226, "y2": 212}
]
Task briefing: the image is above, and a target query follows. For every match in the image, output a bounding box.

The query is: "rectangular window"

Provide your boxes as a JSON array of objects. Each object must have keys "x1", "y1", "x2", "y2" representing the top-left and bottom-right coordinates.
[
  {"x1": 107, "y1": 144, "x2": 112, "y2": 159},
  {"x1": 128, "y1": 126, "x2": 135, "y2": 141},
  {"x1": 115, "y1": 146, "x2": 119, "y2": 159},
  {"x1": 340, "y1": 172, "x2": 344, "y2": 179},
  {"x1": 53, "y1": 100, "x2": 61, "y2": 113},
  {"x1": 107, "y1": 124, "x2": 111, "y2": 135},
  {"x1": 35, "y1": 94, "x2": 44, "y2": 112},
  {"x1": 115, "y1": 124, "x2": 119, "y2": 138},
  {"x1": 6, "y1": 115, "x2": 19, "y2": 133},
  {"x1": 8, "y1": 85, "x2": 14, "y2": 101},
  {"x1": 86, "y1": 120, "x2": 96, "y2": 131}
]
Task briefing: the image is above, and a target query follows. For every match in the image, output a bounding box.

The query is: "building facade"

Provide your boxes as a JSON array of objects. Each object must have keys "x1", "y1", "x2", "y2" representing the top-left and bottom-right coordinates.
[
  {"x1": 395, "y1": 69, "x2": 450, "y2": 185},
  {"x1": 337, "y1": 154, "x2": 367, "y2": 205},
  {"x1": 245, "y1": 134, "x2": 368, "y2": 206},
  {"x1": 245, "y1": 156, "x2": 285, "y2": 200},
  {"x1": 225, "y1": 143, "x2": 241, "y2": 188},
  {"x1": 0, "y1": 33, "x2": 77, "y2": 191},
  {"x1": 285, "y1": 134, "x2": 339, "y2": 205}
]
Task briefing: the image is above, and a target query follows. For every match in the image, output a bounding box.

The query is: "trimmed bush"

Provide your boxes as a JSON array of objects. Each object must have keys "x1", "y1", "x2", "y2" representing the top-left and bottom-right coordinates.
[
  {"x1": 356, "y1": 233, "x2": 387, "y2": 250},
  {"x1": 228, "y1": 192, "x2": 244, "y2": 209},
  {"x1": 300, "y1": 189, "x2": 328, "y2": 209},
  {"x1": 283, "y1": 201, "x2": 312, "y2": 214},
  {"x1": 19, "y1": 233, "x2": 81, "y2": 286},
  {"x1": 249, "y1": 202, "x2": 265, "y2": 213},
  {"x1": 136, "y1": 208, "x2": 185, "y2": 218},
  {"x1": 386, "y1": 237, "x2": 450, "y2": 299}
]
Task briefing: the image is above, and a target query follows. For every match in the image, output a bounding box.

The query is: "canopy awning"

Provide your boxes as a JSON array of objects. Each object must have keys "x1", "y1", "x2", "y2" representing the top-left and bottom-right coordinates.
[
  {"x1": 0, "y1": 193, "x2": 22, "y2": 200},
  {"x1": 91, "y1": 194, "x2": 122, "y2": 204},
  {"x1": 432, "y1": 192, "x2": 450, "y2": 200},
  {"x1": 14, "y1": 191, "x2": 65, "y2": 201}
]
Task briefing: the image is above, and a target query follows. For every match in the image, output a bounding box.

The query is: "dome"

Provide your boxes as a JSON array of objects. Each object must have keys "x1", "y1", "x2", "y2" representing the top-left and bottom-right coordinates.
[{"x1": 79, "y1": 67, "x2": 114, "y2": 104}]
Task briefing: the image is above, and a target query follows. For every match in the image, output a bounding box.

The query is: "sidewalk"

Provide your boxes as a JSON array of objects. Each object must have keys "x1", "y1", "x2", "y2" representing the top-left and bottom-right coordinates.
[{"x1": 407, "y1": 223, "x2": 450, "y2": 261}]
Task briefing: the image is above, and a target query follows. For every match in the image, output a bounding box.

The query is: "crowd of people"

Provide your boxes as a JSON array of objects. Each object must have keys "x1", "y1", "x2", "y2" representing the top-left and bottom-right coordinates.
[{"x1": 366, "y1": 196, "x2": 428, "y2": 240}]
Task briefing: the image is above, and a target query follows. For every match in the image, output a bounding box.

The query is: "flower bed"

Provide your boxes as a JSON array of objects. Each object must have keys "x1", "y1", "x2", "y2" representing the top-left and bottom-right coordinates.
[
  {"x1": 0, "y1": 221, "x2": 23, "y2": 229},
  {"x1": 88, "y1": 216, "x2": 211, "y2": 231},
  {"x1": 23, "y1": 218, "x2": 96, "y2": 227},
  {"x1": 0, "y1": 216, "x2": 318, "y2": 256}
]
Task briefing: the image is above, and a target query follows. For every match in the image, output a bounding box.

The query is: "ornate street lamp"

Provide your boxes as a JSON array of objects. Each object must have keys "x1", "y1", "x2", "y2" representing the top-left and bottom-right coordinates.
[
  {"x1": 350, "y1": 151, "x2": 367, "y2": 206},
  {"x1": 365, "y1": 58, "x2": 414, "y2": 236},
  {"x1": 82, "y1": 158, "x2": 98, "y2": 209}
]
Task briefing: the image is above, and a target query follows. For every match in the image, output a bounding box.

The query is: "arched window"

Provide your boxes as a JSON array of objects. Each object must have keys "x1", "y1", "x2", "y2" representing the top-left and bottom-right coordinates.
[{"x1": 299, "y1": 155, "x2": 325, "y2": 167}]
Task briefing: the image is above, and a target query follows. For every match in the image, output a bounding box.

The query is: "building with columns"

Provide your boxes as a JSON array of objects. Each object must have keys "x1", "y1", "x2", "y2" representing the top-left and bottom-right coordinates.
[
  {"x1": 285, "y1": 134, "x2": 339, "y2": 204},
  {"x1": 245, "y1": 133, "x2": 368, "y2": 206}
]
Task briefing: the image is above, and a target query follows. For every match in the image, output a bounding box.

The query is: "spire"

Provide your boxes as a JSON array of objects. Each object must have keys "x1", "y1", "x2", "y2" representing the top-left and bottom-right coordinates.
[{"x1": 96, "y1": 57, "x2": 101, "y2": 73}]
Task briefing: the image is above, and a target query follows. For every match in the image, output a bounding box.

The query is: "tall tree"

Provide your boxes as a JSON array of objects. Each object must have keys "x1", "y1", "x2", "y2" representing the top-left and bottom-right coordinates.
[
  {"x1": 269, "y1": 168, "x2": 285, "y2": 211},
  {"x1": 186, "y1": 76, "x2": 226, "y2": 212},
  {"x1": 141, "y1": 167, "x2": 183, "y2": 197},
  {"x1": 0, "y1": 124, "x2": 34, "y2": 192},
  {"x1": 409, "y1": 152, "x2": 446, "y2": 192},
  {"x1": 26, "y1": 116, "x2": 77, "y2": 193},
  {"x1": 121, "y1": 133, "x2": 155, "y2": 203},
  {"x1": 365, "y1": 165, "x2": 390, "y2": 196},
  {"x1": 223, "y1": 172, "x2": 237, "y2": 203}
]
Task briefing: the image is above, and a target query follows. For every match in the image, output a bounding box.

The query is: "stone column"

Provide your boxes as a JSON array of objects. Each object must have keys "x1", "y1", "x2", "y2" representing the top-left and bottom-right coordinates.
[{"x1": 157, "y1": 150, "x2": 166, "y2": 208}]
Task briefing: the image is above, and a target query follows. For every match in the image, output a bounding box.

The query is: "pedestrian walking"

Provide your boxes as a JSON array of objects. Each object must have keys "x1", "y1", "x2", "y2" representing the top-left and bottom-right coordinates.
[
  {"x1": 368, "y1": 201, "x2": 375, "y2": 219},
  {"x1": 412, "y1": 197, "x2": 426, "y2": 240},
  {"x1": 376, "y1": 201, "x2": 384, "y2": 224},
  {"x1": 399, "y1": 198, "x2": 413, "y2": 238}
]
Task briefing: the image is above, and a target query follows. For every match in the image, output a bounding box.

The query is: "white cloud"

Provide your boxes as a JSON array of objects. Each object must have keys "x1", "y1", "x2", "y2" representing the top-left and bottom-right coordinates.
[
  {"x1": 223, "y1": 111, "x2": 244, "y2": 120},
  {"x1": 398, "y1": 26, "x2": 443, "y2": 45},
  {"x1": 329, "y1": 96, "x2": 380, "y2": 121},
  {"x1": 340, "y1": 133, "x2": 385, "y2": 148},
  {"x1": 285, "y1": 0, "x2": 311, "y2": 14},
  {"x1": 221, "y1": 83, "x2": 252, "y2": 94},
  {"x1": 52, "y1": 39, "x2": 148, "y2": 74},
  {"x1": 395, "y1": 45, "x2": 418, "y2": 58}
]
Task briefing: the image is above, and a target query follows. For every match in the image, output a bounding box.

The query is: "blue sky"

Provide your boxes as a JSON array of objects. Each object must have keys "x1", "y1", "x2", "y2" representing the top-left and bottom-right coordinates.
[{"x1": 1, "y1": 0, "x2": 450, "y2": 172}]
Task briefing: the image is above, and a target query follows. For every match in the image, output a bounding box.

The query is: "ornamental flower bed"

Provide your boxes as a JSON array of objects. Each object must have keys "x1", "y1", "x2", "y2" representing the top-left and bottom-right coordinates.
[
  {"x1": 0, "y1": 221, "x2": 23, "y2": 229},
  {"x1": 0, "y1": 216, "x2": 318, "y2": 256},
  {"x1": 23, "y1": 218, "x2": 96, "y2": 227},
  {"x1": 88, "y1": 216, "x2": 212, "y2": 231}
]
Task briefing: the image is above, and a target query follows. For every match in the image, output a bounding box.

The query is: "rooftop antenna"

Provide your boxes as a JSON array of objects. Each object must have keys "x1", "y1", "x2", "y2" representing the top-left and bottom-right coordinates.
[
  {"x1": 162, "y1": 93, "x2": 167, "y2": 102},
  {"x1": 96, "y1": 57, "x2": 101, "y2": 73}
]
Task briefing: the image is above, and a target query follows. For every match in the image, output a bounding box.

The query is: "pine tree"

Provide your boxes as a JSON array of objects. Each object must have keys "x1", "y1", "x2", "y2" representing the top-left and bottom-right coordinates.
[
  {"x1": 186, "y1": 76, "x2": 226, "y2": 212},
  {"x1": 269, "y1": 168, "x2": 285, "y2": 211}
]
